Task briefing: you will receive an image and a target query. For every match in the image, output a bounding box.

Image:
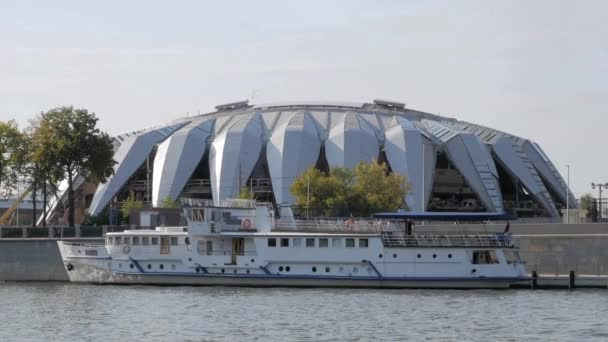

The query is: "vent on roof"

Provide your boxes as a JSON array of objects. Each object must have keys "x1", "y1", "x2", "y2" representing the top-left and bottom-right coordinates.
[
  {"x1": 215, "y1": 100, "x2": 250, "y2": 111},
  {"x1": 372, "y1": 99, "x2": 406, "y2": 109}
]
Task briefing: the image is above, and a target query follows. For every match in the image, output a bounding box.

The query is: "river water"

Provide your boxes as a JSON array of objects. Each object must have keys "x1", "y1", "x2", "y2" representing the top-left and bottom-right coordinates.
[{"x1": 0, "y1": 283, "x2": 607, "y2": 341}]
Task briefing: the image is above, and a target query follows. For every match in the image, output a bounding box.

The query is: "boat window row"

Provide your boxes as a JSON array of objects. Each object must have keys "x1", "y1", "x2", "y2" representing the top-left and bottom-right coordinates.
[
  {"x1": 106, "y1": 236, "x2": 180, "y2": 246},
  {"x1": 267, "y1": 237, "x2": 368, "y2": 248}
]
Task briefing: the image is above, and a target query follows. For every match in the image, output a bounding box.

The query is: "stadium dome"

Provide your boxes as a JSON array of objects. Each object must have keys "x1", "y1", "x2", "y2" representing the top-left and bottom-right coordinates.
[{"x1": 48, "y1": 99, "x2": 577, "y2": 221}]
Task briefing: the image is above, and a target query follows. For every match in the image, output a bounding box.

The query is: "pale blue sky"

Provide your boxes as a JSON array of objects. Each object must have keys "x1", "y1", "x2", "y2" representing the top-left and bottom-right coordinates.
[{"x1": 1, "y1": 0, "x2": 606, "y2": 196}]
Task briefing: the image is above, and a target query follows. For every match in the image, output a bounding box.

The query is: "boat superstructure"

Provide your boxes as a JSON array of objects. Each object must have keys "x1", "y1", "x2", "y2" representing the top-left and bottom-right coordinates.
[{"x1": 58, "y1": 199, "x2": 528, "y2": 288}]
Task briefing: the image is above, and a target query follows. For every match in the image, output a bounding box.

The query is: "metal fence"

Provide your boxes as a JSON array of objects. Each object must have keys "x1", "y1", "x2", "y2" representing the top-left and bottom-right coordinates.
[
  {"x1": 0, "y1": 225, "x2": 131, "y2": 239},
  {"x1": 587, "y1": 198, "x2": 608, "y2": 223}
]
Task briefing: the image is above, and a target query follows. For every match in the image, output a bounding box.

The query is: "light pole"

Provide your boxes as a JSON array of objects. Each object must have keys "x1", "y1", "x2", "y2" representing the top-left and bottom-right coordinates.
[
  {"x1": 565, "y1": 164, "x2": 570, "y2": 224},
  {"x1": 591, "y1": 182, "x2": 608, "y2": 221}
]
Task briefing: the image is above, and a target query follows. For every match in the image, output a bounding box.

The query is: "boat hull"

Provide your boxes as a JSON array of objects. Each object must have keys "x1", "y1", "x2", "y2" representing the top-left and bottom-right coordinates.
[{"x1": 63, "y1": 259, "x2": 525, "y2": 289}]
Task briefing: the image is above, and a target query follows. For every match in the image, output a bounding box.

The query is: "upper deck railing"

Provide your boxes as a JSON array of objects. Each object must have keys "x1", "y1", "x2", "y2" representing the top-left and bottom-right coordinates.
[{"x1": 381, "y1": 231, "x2": 514, "y2": 248}]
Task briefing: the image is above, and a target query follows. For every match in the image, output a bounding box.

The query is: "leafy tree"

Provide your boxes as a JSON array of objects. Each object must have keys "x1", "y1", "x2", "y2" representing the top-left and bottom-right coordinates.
[
  {"x1": 580, "y1": 193, "x2": 593, "y2": 211},
  {"x1": 237, "y1": 186, "x2": 253, "y2": 200},
  {"x1": 121, "y1": 191, "x2": 144, "y2": 222},
  {"x1": 44, "y1": 107, "x2": 116, "y2": 226},
  {"x1": 0, "y1": 120, "x2": 25, "y2": 197},
  {"x1": 159, "y1": 196, "x2": 180, "y2": 209},
  {"x1": 350, "y1": 161, "x2": 410, "y2": 216},
  {"x1": 290, "y1": 160, "x2": 410, "y2": 216}
]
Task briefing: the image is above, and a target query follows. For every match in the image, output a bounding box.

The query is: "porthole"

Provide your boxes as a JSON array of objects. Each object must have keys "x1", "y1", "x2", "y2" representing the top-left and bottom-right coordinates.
[
  {"x1": 246, "y1": 269, "x2": 250, "y2": 274},
  {"x1": 353, "y1": 267, "x2": 359, "y2": 273},
  {"x1": 286, "y1": 266, "x2": 291, "y2": 272},
  {"x1": 171, "y1": 264, "x2": 176, "y2": 270},
  {"x1": 188, "y1": 257, "x2": 192, "y2": 262},
  {"x1": 129, "y1": 264, "x2": 134, "y2": 269},
  {"x1": 339, "y1": 266, "x2": 344, "y2": 272},
  {"x1": 147, "y1": 264, "x2": 152, "y2": 269},
  {"x1": 221, "y1": 268, "x2": 225, "y2": 273},
  {"x1": 417, "y1": 254, "x2": 421, "y2": 258},
  {"x1": 278, "y1": 266, "x2": 284, "y2": 272},
  {"x1": 325, "y1": 267, "x2": 330, "y2": 273},
  {"x1": 160, "y1": 264, "x2": 164, "y2": 270},
  {"x1": 448, "y1": 254, "x2": 452, "y2": 259},
  {"x1": 393, "y1": 253, "x2": 397, "y2": 258},
  {"x1": 432, "y1": 254, "x2": 437, "y2": 259},
  {"x1": 312, "y1": 266, "x2": 317, "y2": 272},
  {"x1": 195, "y1": 267, "x2": 201, "y2": 273},
  {"x1": 379, "y1": 254, "x2": 383, "y2": 258},
  {"x1": 233, "y1": 269, "x2": 237, "y2": 274},
  {"x1": 251, "y1": 259, "x2": 255, "y2": 263}
]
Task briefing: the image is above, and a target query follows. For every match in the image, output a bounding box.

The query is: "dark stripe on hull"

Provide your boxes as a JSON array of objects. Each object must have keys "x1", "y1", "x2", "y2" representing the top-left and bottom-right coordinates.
[{"x1": 65, "y1": 261, "x2": 526, "y2": 289}]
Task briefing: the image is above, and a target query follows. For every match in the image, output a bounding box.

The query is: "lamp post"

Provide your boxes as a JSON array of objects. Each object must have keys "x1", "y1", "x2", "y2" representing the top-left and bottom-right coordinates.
[
  {"x1": 591, "y1": 182, "x2": 608, "y2": 221},
  {"x1": 565, "y1": 164, "x2": 570, "y2": 224}
]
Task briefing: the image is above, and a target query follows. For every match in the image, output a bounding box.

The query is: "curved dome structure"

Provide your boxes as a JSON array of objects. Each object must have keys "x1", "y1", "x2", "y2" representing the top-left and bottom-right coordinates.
[{"x1": 77, "y1": 99, "x2": 575, "y2": 219}]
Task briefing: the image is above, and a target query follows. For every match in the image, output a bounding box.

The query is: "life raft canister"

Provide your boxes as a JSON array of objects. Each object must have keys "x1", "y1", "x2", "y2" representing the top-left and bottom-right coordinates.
[
  {"x1": 242, "y1": 218, "x2": 252, "y2": 229},
  {"x1": 122, "y1": 244, "x2": 131, "y2": 254},
  {"x1": 345, "y1": 219, "x2": 354, "y2": 229}
]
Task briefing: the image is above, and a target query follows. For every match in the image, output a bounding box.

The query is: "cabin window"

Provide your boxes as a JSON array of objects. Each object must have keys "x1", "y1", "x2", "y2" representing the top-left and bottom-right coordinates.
[
  {"x1": 151, "y1": 237, "x2": 159, "y2": 245},
  {"x1": 293, "y1": 238, "x2": 302, "y2": 247},
  {"x1": 280, "y1": 238, "x2": 289, "y2": 247},
  {"x1": 345, "y1": 238, "x2": 355, "y2": 248},
  {"x1": 306, "y1": 238, "x2": 315, "y2": 248},
  {"x1": 142, "y1": 237, "x2": 149, "y2": 245},
  {"x1": 132, "y1": 237, "x2": 140, "y2": 245},
  {"x1": 107, "y1": 237, "x2": 113, "y2": 245},
  {"x1": 359, "y1": 239, "x2": 369, "y2": 248},
  {"x1": 170, "y1": 237, "x2": 178, "y2": 246},
  {"x1": 205, "y1": 240, "x2": 213, "y2": 255},
  {"x1": 504, "y1": 250, "x2": 522, "y2": 264},
  {"x1": 115, "y1": 237, "x2": 122, "y2": 245},
  {"x1": 124, "y1": 237, "x2": 131, "y2": 245},
  {"x1": 197, "y1": 240, "x2": 205, "y2": 255},
  {"x1": 332, "y1": 238, "x2": 341, "y2": 248},
  {"x1": 319, "y1": 238, "x2": 329, "y2": 248},
  {"x1": 472, "y1": 250, "x2": 499, "y2": 264},
  {"x1": 268, "y1": 238, "x2": 277, "y2": 247}
]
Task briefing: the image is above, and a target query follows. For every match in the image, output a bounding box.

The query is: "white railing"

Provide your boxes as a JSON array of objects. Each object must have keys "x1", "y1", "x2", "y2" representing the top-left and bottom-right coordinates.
[{"x1": 381, "y1": 231, "x2": 514, "y2": 248}]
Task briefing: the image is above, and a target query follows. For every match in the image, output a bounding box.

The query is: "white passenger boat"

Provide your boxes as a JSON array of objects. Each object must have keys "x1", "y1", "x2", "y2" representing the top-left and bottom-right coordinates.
[{"x1": 58, "y1": 199, "x2": 529, "y2": 288}]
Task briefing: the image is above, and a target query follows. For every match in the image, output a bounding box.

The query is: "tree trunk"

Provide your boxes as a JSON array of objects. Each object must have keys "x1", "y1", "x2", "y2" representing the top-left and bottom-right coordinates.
[
  {"x1": 31, "y1": 181, "x2": 37, "y2": 228},
  {"x1": 67, "y1": 169, "x2": 75, "y2": 227},
  {"x1": 42, "y1": 179, "x2": 47, "y2": 228}
]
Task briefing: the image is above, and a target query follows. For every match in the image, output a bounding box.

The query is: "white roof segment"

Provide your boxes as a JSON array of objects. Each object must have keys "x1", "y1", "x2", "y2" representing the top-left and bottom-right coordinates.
[
  {"x1": 384, "y1": 116, "x2": 436, "y2": 211},
  {"x1": 210, "y1": 113, "x2": 265, "y2": 205},
  {"x1": 88, "y1": 122, "x2": 187, "y2": 216},
  {"x1": 267, "y1": 111, "x2": 322, "y2": 204},
  {"x1": 423, "y1": 120, "x2": 504, "y2": 213},
  {"x1": 152, "y1": 118, "x2": 215, "y2": 207},
  {"x1": 325, "y1": 112, "x2": 379, "y2": 169}
]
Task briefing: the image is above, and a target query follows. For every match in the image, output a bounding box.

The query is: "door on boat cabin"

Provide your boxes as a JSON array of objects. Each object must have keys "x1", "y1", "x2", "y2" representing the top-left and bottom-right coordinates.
[
  {"x1": 231, "y1": 238, "x2": 244, "y2": 264},
  {"x1": 160, "y1": 236, "x2": 170, "y2": 255}
]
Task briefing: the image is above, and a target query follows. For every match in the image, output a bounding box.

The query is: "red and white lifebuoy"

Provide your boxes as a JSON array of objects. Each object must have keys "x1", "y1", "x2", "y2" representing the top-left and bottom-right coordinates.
[
  {"x1": 345, "y1": 219, "x2": 354, "y2": 229},
  {"x1": 242, "y1": 218, "x2": 252, "y2": 229}
]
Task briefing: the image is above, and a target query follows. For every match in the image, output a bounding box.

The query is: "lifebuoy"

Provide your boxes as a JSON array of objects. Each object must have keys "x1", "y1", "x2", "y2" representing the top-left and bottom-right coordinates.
[
  {"x1": 242, "y1": 218, "x2": 252, "y2": 229},
  {"x1": 345, "y1": 219, "x2": 354, "y2": 229},
  {"x1": 122, "y1": 244, "x2": 131, "y2": 254}
]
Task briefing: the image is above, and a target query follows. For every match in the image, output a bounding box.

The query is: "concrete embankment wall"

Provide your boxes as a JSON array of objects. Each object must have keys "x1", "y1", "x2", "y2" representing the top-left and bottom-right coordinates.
[
  {"x1": 1, "y1": 223, "x2": 608, "y2": 281},
  {"x1": 0, "y1": 239, "x2": 70, "y2": 281}
]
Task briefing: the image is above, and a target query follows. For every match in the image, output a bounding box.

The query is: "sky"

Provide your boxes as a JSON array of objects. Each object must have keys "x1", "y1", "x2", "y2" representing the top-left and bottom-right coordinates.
[{"x1": 0, "y1": 0, "x2": 606, "y2": 197}]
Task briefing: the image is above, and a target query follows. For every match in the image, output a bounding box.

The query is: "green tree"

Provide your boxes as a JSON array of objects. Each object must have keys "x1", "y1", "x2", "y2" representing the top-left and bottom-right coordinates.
[
  {"x1": 0, "y1": 120, "x2": 25, "y2": 197},
  {"x1": 349, "y1": 161, "x2": 410, "y2": 215},
  {"x1": 580, "y1": 193, "x2": 593, "y2": 211},
  {"x1": 159, "y1": 196, "x2": 180, "y2": 209},
  {"x1": 121, "y1": 191, "x2": 144, "y2": 222},
  {"x1": 290, "y1": 161, "x2": 410, "y2": 216},
  {"x1": 237, "y1": 186, "x2": 253, "y2": 200},
  {"x1": 44, "y1": 107, "x2": 116, "y2": 226}
]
